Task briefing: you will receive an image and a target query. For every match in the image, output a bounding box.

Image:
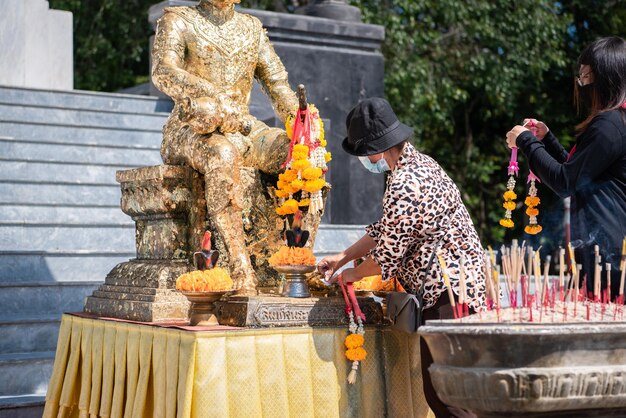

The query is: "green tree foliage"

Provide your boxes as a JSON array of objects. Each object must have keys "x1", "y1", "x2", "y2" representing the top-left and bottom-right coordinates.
[
  {"x1": 352, "y1": 0, "x2": 572, "y2": 245},
  {"x1": 48, "y1": 0, "x2": 155, "y2": 91}
]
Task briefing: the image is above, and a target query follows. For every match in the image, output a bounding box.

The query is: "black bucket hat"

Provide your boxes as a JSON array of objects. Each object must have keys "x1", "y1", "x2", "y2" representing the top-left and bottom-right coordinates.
[{"x1": 342, "y1": 98, "x2": 413, "y2": 156}]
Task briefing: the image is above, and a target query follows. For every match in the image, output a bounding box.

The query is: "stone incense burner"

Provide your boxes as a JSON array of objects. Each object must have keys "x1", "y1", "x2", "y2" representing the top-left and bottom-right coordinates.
[{"x1": 420, "y1": 320, "x2": 626, "y2": 418}]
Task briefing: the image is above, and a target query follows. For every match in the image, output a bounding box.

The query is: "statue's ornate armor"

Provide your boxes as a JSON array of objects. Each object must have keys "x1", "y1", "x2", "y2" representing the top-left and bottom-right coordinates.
[{"x1": 152, "y1": 3, "x2": 298, "y2": 293}]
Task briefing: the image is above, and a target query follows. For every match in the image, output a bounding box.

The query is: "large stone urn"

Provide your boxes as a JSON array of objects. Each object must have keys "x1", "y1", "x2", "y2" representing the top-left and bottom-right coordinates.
[{"x1": 420, "y1": 321, "x2": 626, "y2": 418}]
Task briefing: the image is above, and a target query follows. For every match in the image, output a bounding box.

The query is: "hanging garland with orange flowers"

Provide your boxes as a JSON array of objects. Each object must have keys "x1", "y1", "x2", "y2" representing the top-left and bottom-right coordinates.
[
  {"x1": 523, "y1": 121, "x2": 542, "y2": 235},
  {"x1": 275, "y1": 104, "x2": 331, "y2": 216},
  {"x1": 338, "y1": 275, "x2": 366, "y2": 384}
]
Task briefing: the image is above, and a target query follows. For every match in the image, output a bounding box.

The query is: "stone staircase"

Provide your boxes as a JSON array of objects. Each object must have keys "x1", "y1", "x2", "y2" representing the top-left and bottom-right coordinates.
[
  {"x1": 0, "y1": 85, "x2": 170, "y2": 417},
  {"x1": 0, "y1": 85, "x2": 365, "y2": 416}
]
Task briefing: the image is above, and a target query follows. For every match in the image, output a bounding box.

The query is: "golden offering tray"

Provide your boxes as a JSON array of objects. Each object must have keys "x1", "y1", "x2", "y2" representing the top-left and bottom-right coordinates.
[{"x1": 180, "y1": 290, "x2": 236, "y2": 326}]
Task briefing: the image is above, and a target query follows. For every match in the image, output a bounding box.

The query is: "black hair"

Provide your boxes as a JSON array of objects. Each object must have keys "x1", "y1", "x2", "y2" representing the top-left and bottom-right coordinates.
[{"x1": 575, "y1": 36, "x2": 626, "y2": 132}]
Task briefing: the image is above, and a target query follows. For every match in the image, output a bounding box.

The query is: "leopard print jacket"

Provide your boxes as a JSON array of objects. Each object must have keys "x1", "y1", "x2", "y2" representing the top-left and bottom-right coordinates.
[{"x1": 365, "y1": 143, "x2": 486, "y2": 310}]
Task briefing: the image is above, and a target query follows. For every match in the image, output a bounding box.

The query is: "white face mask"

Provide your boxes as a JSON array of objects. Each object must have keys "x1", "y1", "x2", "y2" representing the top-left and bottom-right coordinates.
[{"x1": 358, "y1": 154, "x2": 390, "y2": 174}]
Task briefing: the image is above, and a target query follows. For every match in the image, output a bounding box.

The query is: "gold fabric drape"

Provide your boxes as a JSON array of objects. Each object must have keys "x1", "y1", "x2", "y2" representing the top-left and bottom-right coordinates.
[{"x1": 44, "y1": 314, "x2": 433, "y2": 418}]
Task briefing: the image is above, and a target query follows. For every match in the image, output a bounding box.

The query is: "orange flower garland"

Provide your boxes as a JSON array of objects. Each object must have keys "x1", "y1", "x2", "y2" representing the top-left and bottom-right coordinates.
[
  {"x1": 275, "y1": 104, "x2": 330, "y2": 216},
  {"x1": 524, "y1": 120, "x2": 543, "y2": 235},
  {"x1": 524, "y1": 181, "x2": 542, "y2": 235},
  {"x1": 499, "y1": 178, "x2": 517, "y2": 229},
  {"x1": 344, "y1": 303, "x2": 366, "y2": 383}
]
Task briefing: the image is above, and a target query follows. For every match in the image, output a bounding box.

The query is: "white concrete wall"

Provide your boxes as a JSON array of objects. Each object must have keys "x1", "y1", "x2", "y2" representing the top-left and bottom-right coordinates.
[{"x1": 0, "y1": 0, "x2": 73, "y2": 90}]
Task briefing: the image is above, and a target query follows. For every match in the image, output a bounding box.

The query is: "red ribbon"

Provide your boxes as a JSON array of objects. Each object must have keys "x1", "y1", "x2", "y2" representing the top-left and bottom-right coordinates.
[
  {"x1": 567, "y1": 144, "x2": 577, "y2": 161},
  {"x1": 508, "y1": 148, "x2": 519, "y2": 176},
  {"x1": 338, "y1": 274, "x2": 365, "y2": 322},
  {"x1": 281, "y1": 107, "x2": 314, "y2": 169}
]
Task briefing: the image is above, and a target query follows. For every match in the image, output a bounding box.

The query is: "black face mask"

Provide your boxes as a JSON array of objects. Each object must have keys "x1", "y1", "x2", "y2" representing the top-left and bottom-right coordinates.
[{"x1": 579, "y1": 83, "x2": 594, "y2": 109}]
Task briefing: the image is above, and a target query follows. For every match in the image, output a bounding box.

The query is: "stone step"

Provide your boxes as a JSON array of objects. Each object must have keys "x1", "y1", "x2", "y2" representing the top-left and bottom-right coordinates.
[
  {"x1": 0, "y1": 85, "x2": 173, "y2": 114},
  {"x1": 0, "y1": 205, "x2": 131, "y2": 225},
  {"x1": 0, "y1": 223, "x2": 359, "y2": 256},
  {"x1": 0, "y1": 352, "x2": 54, "y2": 397},
  {"x1": 0, "y1": 183, "x2": 121, "y2": 206},
  {"x1": 0, "y1": 395, "x2": 45, "y2": 418},
  {"x1": 0, "y1": 160, "x2": 128, "y2": 185},
  {"x1": 0, "y1": 225, "x2": 135, "y2": 253},
  {"x1": 0, "y1": 122, "x2": 162, "y2": 148},
  {"x1": 0, "y1": 282, "x2": 100, "y2": 316},
  {"x1": 0, "y1": 103, "x2": 168, "y2": 132},
  {"x1": 0, "y1": 138, "x2": 162, "y2": 166},
  {"x1": 0, "y1": 252, "x2": 132, "y2": 283},
  {"x1": 0, "y1": 314, "x2": 61, "y2": 354},
  {"x1": 313, "y1": 224, "x2": 365, "y2": 255}
]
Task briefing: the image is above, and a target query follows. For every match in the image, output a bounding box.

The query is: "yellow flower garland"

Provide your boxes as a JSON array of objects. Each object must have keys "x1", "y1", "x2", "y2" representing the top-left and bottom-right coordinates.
[
  {"x1": 524, "y1": 180, "x2": 542, "y2": 235},
  {"x1": 499, "y1": 176, "x2": 517, "y2": 229},
  {"x1": 275, "y1": 104, "x2": 330, "y2": 215}
]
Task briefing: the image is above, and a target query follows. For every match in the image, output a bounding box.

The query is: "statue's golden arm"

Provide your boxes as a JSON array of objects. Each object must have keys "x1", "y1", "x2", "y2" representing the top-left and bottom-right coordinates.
[
  {"x1": 152, "y1": 13, "x2": 218, "y2": 101},
  {"x1": 255, "y1": 29, "x2": 298, "y2": 123}
]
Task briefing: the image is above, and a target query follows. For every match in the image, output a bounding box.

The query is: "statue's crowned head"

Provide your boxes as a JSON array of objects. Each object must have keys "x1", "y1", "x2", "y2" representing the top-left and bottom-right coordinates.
[{"x1": 200, "y1": 0, "x2": 241, "y2": 8}]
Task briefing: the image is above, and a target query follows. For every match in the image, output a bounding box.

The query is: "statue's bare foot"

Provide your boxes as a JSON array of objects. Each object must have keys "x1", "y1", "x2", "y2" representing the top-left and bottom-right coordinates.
[{"x1": 231, "y1": 253, "x2": 258, "y2": 295}]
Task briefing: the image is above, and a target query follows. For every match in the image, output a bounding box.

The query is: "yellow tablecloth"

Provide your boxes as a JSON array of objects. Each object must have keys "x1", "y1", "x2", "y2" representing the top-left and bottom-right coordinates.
[{"x1": 43, "y1": 314, "x2": 433, "y2": 418}]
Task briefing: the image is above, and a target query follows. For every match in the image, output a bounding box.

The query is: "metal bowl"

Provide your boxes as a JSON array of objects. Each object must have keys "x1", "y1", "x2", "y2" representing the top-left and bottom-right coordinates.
[
  {"x1": 271, "y1": 265, "x2": 316, "y2": 274},
  {"x1": 272, "y1": 265, "x2": 316, "y2": 298}
]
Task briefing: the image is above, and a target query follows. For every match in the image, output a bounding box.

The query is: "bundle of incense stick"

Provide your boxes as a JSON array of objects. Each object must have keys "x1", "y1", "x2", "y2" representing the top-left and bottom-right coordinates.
[
  {"x1": 467, "y1": 239, "x2": 626, "y2": 323},
  {"x1": 435, "y1": 239, "x2": 626, "y2": 323}
]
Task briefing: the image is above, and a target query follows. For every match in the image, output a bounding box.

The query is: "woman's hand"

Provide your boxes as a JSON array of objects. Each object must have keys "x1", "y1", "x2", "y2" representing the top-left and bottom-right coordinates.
[
  {"x1": 506, "y1": 125, "x2": 528, "y2": 149},
  {"x1": 317, "y1": 253, "x2": 344, "y2": 281},
  {"x1": 522, "y1": 118, "x2": 550, "y2": 140}
]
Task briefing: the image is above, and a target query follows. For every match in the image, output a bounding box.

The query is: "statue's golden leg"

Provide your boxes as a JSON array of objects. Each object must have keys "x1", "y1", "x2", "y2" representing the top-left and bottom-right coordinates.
[{"x1": 163, "y1": 124, "x2": 258, "y2": 294}]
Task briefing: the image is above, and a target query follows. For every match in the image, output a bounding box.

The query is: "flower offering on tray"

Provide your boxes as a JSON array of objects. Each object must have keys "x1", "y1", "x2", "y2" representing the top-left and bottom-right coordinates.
[
  {"x1": 351, "y1": 274, "x2": 404, "y2": 292},
  {"x1": 175, "y1": 268, "x2": 234, "y2": 292},
  {"x1": 269, "y1": 210, "x2": 316, "y2": 267},
  {"x1": 268, "y1": 246, "x2": 316, "y2": 266}
]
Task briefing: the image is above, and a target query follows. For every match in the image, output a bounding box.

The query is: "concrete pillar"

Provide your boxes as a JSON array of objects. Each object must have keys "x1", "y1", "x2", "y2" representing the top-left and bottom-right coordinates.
[
  {"x1": 0, "y1": 0, "x2": 73, "y2": 90},
  {"x1": 299, "y1": 0, "x2": 362, "y2": 22}
]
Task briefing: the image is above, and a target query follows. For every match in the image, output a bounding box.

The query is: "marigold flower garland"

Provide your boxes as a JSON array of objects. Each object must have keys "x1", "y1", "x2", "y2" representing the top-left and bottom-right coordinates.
[
  {"x1": 499, "y1": 148, "x2": 518, "y2": 229},
  {"x1": 275, "y1": 104, "x2": 331, "y2": 216},
  {"x1": 499, "y1": 120, "x2": 543, "y2": 234},
  {"x1": 524, "y1": 186, "x2": 542, "y2": 234},
  {"x1": 524, "y1": 120, "x2": 542, "y2": 235},
  {"x1": 338, "y1": 275, "x2": 366, "y2": 384}
]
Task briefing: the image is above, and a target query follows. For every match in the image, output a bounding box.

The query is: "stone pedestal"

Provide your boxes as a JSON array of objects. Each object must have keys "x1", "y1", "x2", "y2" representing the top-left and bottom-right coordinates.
[
  {"x1": 84, "y1": 165, "x2": 203, "y2": 322},
  {"x1": 217, "y1": 295, "x2": 384, "y2": 327},
  {"x1": 84, "y1": 163, "x2": 322, "y2": 322}
]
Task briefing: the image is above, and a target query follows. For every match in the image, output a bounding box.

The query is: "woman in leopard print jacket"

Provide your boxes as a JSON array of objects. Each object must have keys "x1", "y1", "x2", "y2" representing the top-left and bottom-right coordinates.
[{"x1": 318, "y1": 98, "x2": 485, "y2": 418}]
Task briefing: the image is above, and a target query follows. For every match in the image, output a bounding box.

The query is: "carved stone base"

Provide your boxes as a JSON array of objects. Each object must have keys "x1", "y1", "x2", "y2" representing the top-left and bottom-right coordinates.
[
  {"x1": 216, "y1": 295, "x2": 384, "y2": 327},
  {"x1": 84, "y1": 260, "x2": 191, "y2": 322}
]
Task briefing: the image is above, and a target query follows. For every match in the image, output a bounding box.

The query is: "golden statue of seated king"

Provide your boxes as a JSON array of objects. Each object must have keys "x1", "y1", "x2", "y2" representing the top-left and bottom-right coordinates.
[{"x1": 152, "y1": 0, "x2": 299, "y2": 294}]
